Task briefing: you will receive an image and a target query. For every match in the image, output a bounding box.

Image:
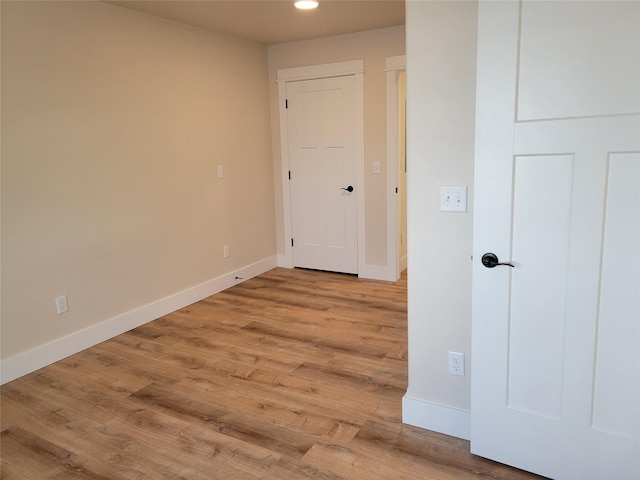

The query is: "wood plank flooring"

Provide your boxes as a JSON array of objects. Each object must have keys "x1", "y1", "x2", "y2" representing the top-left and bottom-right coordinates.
[{"x1": 1, "y1": 268, "x2": 545, "y2": 479}]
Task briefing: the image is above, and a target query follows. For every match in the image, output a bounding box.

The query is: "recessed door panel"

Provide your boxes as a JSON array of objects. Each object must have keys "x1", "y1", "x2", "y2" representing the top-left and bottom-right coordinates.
[
  {"x1": 517, "y1": 1, "x2": 640, "y2": 121},
  {"x1": 592, "y1": 153, "x2": 640, "y2": 440},
  {"x1": 508, "y1": 155, "x2": 573, "y2": 418}
]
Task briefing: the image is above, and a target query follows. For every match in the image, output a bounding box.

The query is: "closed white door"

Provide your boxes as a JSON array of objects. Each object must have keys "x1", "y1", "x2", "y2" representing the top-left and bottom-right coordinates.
[
  {"x1": 471, "y1": 1, "x2": 639, "y2": 479},
  {"x1": 287, "y1": 75, "x2": 358, "y2": 274}
]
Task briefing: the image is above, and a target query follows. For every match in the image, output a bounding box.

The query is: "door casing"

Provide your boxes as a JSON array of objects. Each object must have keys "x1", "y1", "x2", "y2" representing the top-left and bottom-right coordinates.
[{"x1": 385, "y1": 55, "x2": 406, "y2": 282}]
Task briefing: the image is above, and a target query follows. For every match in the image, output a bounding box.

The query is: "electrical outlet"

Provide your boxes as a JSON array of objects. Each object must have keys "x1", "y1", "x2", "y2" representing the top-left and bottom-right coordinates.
[
  {"x1": 55, "y1": 295, "x2": 69, "y2": 315},
  {"x1": 223, "y1": 245, "x2": 230, "y2": 258},
  {"x1": 448, "y1": 351, "x2": 465, "y2": 376},
  {"x1": 217, "y1": 165, "x2": 224, "y2": 178}
]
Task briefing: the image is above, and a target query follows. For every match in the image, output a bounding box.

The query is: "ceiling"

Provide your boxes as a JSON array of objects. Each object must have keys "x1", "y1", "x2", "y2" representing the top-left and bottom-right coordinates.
[{"x1": 106, "y1": 0, "x2": 405, "y2": 45}]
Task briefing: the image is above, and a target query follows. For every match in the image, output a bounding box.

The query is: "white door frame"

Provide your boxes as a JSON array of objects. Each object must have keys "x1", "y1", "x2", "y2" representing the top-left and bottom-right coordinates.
[
  {"x1": 277, "y1": 60, "x2": 365, "y2": 275},
  {"x1": 385, "y1": 55, "x2": 406, "y2": 281}
]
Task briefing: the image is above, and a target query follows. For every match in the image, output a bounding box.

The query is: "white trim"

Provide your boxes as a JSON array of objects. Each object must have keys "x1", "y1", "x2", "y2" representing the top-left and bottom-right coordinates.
[
  {"x1": 385, "y1": 55, "x2": 406, "y2": 281},
  {"x1": 277, "y1": 79, "x2": 294, "y2": 268},
  {"x1": 385, "y1": 54, "x2": 406, "y2": 72},
  {"x1": 277, "y1": 60, "x2": 366, "y2": 276},
  {"x1": 277, "y1": 60, "x2": 364, "y2": 82},
  {"x1": 402, "y1": 394, "x2": 471, "y2": 441},
  {"x1": 0, "y1": 256, "x2": 277, "y2": 385},
  {"x1": 277, "y1": 253, "x2": 291, "y2": 268},
  {"x1": 354, "y1": 70, "x2": 366, "y2": 277},
  {"x1": 360, "y1": 264, "x2": 390, "y2": 281}
]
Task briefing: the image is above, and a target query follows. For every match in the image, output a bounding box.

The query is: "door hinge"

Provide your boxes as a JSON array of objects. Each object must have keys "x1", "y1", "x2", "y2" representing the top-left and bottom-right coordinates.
[
  {"x1": 291, "y1": 238, "x2": 294, "y2": 247},
  {"x1": 285, "y1": 99, "x2": 288, "y2": 109},
  {"x1": 288, "y1": 170, "x2": 291, "y2": 180}
]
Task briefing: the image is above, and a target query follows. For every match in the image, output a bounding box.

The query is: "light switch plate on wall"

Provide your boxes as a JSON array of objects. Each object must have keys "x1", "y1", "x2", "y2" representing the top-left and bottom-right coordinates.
[{"x1": 440, "y1": 185, "x2": 467, "y2": 212}]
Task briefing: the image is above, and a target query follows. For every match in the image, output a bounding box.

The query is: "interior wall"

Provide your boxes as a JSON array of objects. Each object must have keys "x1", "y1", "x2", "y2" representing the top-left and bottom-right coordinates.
[
  {"x1": 267, "y1": 26, "x2": 406, "y2": 272},
  {"x1": 1, "y1": 1, "x2": 275, "y2": 362},
  {"x1": 404, "y1": 0, "x2": 478, "y2": 434}
]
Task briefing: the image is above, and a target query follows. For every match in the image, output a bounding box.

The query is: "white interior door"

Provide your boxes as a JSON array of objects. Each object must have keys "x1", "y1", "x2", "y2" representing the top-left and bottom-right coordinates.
[
  {"x1": 471, "y1": 2, "x2": 640, "y2": 479},
  {"x1": 287, "y1": 75, "x2": 358, "y2": 274}
]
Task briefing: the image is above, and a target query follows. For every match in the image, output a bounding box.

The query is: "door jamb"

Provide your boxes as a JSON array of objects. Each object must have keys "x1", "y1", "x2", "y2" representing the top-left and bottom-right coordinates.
[
  {"x1": 385, "y1": 55, "x2": 406, "y2": 281},
  {"x1": 276, "y1": 60, "x2": 365, "y2": 275}
]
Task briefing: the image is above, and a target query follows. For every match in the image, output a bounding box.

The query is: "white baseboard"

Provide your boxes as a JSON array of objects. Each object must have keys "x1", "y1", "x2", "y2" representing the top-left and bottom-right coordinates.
[
  {"x1": 277, "y1": 253, "x2": 292, "y2": 268},
  {"x1": 0, "y1": 256, "x2": 277, "y2": 385},
  {"x1": 361, "y1": 264, "x2": 393, "y2": 281},
  {"x1": 402, "y1": 394, "x2": 471, "y2": 441}
]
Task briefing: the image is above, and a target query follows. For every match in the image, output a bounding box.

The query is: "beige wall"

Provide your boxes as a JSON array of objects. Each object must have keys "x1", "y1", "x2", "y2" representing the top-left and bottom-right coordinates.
[
  {"x1": 1, "y1": 1, "x2": 275, "y2": 360},
  {"x1": 267, "y1": 26, "x2": 406, "y2": 269},
  {"x1": 405, "y1": 0, "x2": 478, "y2": 415}
]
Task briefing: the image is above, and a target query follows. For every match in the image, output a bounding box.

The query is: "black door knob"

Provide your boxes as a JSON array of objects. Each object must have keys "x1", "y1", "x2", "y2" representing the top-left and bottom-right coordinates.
[
  {"x1": 341, "y1": 185, "x2": 354, "y2": 192},
  {"x1": 481, "y1": 253, "x2": 515, "y2": 268}
]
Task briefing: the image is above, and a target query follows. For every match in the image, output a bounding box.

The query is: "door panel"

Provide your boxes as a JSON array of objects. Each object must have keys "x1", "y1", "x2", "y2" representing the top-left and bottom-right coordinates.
[
  {"x1": 517, "y1": 1, "x2": 640, "y2": 120},
  {"x1": 295, "y1": 147, "x2": 321, "y2": 247},
  {"x1": 472, "y1": 2, "x2": 640, "y2": 478},
  {"x1": 592, "y1": 153, "x2": 639, "y2": 440},
  {"x1": 324, "y1": 147, "x2": 349, "y2": 249},
  {"x1": 287, "y1": 76, "x2": 358, "y2": 274},
  {"x1": 509, "y1": 155, "x2": 573, "y2": 418}
]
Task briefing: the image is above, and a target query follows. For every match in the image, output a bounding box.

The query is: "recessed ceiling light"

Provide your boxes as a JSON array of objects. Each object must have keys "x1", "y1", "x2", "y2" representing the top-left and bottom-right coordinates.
[{"x1": 294, "y1": 0, "x2": 319, "y2": 10}]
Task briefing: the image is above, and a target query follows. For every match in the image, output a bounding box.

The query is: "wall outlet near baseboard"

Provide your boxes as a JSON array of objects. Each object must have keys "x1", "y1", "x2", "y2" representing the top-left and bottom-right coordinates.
[{"x1": 448, "y1": 351, "x2": 465, "y2": 376}]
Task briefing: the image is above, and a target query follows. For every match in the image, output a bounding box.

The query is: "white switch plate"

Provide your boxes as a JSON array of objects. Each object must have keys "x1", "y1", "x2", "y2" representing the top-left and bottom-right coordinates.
[
  {"x1": 217, "y1": 165, "x2": 224, "y2": 178},
  {"x1": 372, "y1": 161, "x2": 381, "y2": 174},
  {"x1": 55, "y1": 295, "x2": 69, "y2": 315},
  {"x1": 440, "y1": 186, "x2": 467, "y2": 212},
  {"x1": 223, "y1": 245, "x2": 230, "y2": 258}
]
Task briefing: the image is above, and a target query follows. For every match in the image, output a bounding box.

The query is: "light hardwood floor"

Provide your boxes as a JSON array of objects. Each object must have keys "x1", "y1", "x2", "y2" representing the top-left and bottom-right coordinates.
[{"x1": 1, "y1": 268, "x2": 546, "y2": 479}]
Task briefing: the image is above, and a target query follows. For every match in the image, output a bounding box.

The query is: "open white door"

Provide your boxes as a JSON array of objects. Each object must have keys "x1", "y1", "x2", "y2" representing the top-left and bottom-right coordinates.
[{"x1": 471, "y1": 1, "x2": 639, "y2": 479}]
